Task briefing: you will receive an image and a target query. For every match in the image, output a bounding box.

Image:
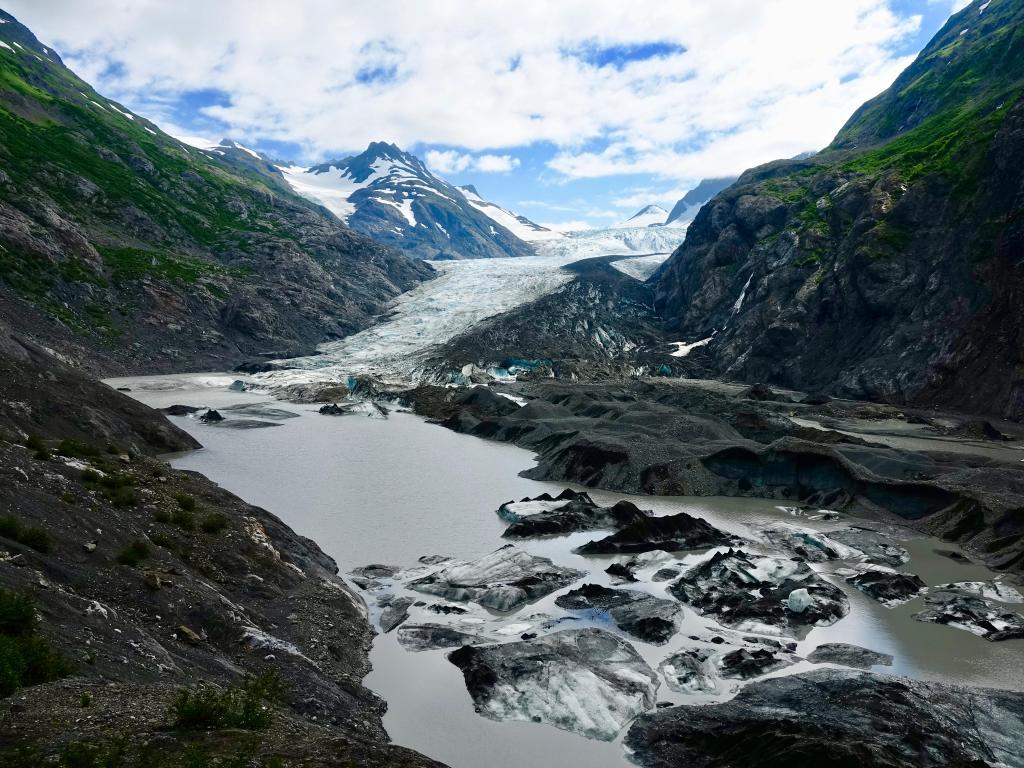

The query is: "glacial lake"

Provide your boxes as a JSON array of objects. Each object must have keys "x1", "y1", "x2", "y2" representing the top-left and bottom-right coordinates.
[{"x1": 110, "y1": 372, "x2": 1024, "y2": 768}]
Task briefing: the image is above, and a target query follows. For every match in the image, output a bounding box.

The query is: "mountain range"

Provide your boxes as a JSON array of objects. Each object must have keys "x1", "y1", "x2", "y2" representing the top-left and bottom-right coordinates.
[{"x1": 0, "y1": 10, "x2": 431, "y2": 374}]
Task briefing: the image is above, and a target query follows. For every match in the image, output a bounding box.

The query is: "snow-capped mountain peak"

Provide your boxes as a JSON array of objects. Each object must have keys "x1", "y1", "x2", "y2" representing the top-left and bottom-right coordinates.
[
  {"x1": 276, "y1": 142, "x2": 534, "y2": 260},
  {"x1": 618, "y1": 204, "x2": 668, "y2": 228},
  {"x1": 457, "y1": 185, "x2": 564, "y2": 242}
]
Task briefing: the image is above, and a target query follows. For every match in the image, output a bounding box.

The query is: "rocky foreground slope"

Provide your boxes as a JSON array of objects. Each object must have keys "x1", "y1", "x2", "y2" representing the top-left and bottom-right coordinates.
[
  {"x1": 654, "y1": 0, "x2": 1024, "y2": 420},
  {"x1": 0, "y1": 11, "x2": 432, "y2": 376},
  {"x1": 0, "y1": 325, "x2": 442, "y2": 767}
]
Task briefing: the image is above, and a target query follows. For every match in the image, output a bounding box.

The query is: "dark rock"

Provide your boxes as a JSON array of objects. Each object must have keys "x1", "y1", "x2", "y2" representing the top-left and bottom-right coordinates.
[
  {"x1": 319, "y1": 403, "x2": 347, "y2": 415},
  {"x1": 717, "y1": 648, "x2": 796, "y2": 680},
  {"x1": 936, "y1": 549, "x2": 972, "y2": 563},
  {"x1": 426, "y1": 603, "x2": 468, "y2": 615},
  {"x1": 554, "y1": 583, "x2": 682, "y2": 644},
  {"x1": 605, "y1": 562, "x2": 639, "y2": 582},
  {"x1": 396, "y1": 623, "x2": 486, "y2": 652},
  {"x1": 669, "y1": 549, "x2": 849, "y2": 632},
  {"x1": 807, "y1": 643, "x2": 893, "y2": 669},
  {"x1": 651, "y1": 567, "x2": 680, "y2": 582},
  {"x1": 502, "y1": 498, "x2": 650, "y2": 538},
  {"x1": 625, "y1": 670, "x2": 1024, "y2": 768},
  {"x1": 378, "y1": 596, "x2": 414, "y2": 633},
  {"x1": 845, "y1": 570, "x2": 926, "y2": 607},
  {"x1": 447, "y1": 628, "x2": 658, "y2": 740},
  {"x1": 199, "y1": 409, "x2": 224, "y2": 423},
  {"x1": 159, "y1": 404, "x2": 203, "y2": 416},
  {"x1": 574, "y1": 512, "x2": 734, "y2": 555}
]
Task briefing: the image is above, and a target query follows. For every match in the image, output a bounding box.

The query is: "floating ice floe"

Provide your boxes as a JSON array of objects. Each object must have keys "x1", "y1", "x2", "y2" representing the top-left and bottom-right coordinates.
[
  {"x1": 669, "y1": 549, "x2": 849, "y2": 634},
  {"x1": 447, "y1": 628, "x2": 659, "y2": 741},
  {"x1": 405, "y1": 544, "x2": 585, "y2": 612}
]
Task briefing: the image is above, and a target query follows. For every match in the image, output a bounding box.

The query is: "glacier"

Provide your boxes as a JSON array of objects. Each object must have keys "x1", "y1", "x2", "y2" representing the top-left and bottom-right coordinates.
[{"x1": 254, "y1": 221, "x2": 685, "y2": 389}]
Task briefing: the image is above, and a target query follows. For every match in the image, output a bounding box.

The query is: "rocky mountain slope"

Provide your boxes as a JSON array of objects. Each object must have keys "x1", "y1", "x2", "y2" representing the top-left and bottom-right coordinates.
[
  {"x1": 664, "y1": 177, "x2": 737, "y2": 226},
  {"x1": 654, "y1": 0, "x2": 1024, "y2": 420},
  {"x1": 0, "y1": 11, "x2": 432, "y2": 375},
  {"x1": 456, "y1": 184, "x2": 564, "y2": 242},
  {"x1": 279, "y1": 143, "x2": 534, "y2": 260},
  {"x1": 0, "y1": 323, "x2": 443, "y2": 767}
]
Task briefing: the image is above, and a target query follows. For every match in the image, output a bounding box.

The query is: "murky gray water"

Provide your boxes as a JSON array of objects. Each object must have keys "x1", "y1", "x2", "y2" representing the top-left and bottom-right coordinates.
[{"x1": 110, "y1": 373, "x2": 1024, "y2": 768}]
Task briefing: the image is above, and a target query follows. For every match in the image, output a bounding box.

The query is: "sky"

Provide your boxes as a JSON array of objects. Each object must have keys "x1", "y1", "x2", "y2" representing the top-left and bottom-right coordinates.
[{"x1": 9, "y1": 0, "x2": 971, "y2": 230}]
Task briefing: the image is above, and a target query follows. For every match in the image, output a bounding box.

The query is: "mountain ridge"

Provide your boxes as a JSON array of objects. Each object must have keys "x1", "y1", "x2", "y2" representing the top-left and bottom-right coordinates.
[
  {"x1": 279, "y1": 143, "x2": 535, "y2": 259},
  {"x1": 653, "y1": 0, "x2": 1024, "y2": 419},
  {"x1": 0, "y1": 9, "x2": 432, "y2": 375}
]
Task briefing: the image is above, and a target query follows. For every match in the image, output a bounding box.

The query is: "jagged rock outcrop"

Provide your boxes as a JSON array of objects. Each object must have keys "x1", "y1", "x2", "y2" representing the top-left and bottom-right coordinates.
[{"x1": 654, "y1": 0, "x2": 1024, "y2": 421}]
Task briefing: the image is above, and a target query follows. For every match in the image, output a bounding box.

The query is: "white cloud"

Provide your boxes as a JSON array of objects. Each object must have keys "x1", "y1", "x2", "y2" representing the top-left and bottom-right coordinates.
[
  {"x1": 426, "y1": 149, "x2": 520, "y2": 174},
  {"x1": 539, "y1": 220, "x2": 594, "y2": 232},
  {"x1": 7, "y1": 0, "x2": 932, "y2": 181}
]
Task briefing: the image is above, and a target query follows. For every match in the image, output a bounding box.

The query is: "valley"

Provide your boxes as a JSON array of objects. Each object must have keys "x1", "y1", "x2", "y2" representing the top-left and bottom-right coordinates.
[{"x1": 1, "y1": 1, "x2": 1024, "y2": 767}]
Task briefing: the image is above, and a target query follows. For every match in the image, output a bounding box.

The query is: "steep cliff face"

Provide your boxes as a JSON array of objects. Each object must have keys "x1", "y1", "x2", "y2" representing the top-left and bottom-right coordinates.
[
  {"x1": 654, "y1": 0, "x2": 1024, "y2": 419},
  {"x1": 0, "y1": 12, "x2": 432, "y2": 375}
]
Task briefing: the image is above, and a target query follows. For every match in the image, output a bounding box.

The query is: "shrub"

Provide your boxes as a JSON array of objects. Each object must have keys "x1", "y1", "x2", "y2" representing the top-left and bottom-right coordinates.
[
  {"x1": 56, "y1": 439, "x2": 101, "y2": 459},
  {"x1": 0, "y1": 590, "x2": 36, "y2": 636},
  {"x1": 81, "y1": 469, "x2": 102, "y2": 484},
  {"x1": 17, "y1": 525, "x2": 50, "y2": 553},
  {"x1": 153, "y1": 508, "x2": 172, "y2": 524},
  {"x1": 0, "y1": 588, "x2": 71, "y2": 697},
  {"x1": 0, "y1": 515, "x2": 51, "y2": 553},
  {"x1": 24, "y1": 435, "x2": 45, "y2": 452},
  {"x1": 116, "y1": 540, "x2": 150, "y2": 567},
  {"x1": 173, "y1": 493, "x2": 197, "y2": 512},
  {"x1": 171, "y1": 509, "x2": 196, "y2": 531},
  {"x1": 169, "y1": 672, "x2": 284, "y2": 731},
  {"x1": 199, "y1": 513, "x2": 229, "y2": 534}
]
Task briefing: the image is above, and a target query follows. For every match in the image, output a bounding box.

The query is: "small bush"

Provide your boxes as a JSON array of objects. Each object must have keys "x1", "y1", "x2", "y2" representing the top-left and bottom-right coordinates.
[
  {"x1": 0, "y1": 588, "x2": 71, "y2": 697},
  {"x1": 199, "y1": 513, "x2": 229, "y2": 534},
  {"x1": 116, "y1": 540, "x2": 150, "y2": 567},
  {"x1": 169, "y1": 672, "x2": 284, "y2": 731},
  {"x1": 171, "y1": 509, "x2": 196, "y2": 531},
  {"x1": 57, "y1": 439, "x2": 101, "y2": 459},
  {"x1": 149, "y1": 532, "x2": 175, "y2": 550},
  {"x1": 153, "y1": 509, "x2": 172, "y2": 524},
  {"x1": 33, "y1": 448, "x2": 51, "y2": 461},
  {"x1": 81, "y1": 469, "x2": 102, "y2": 484},
  {"x1": 0, "y1": 515, "x2": 51, "y2": 553},
  {"x1": 80, "y1": 691, "x2": 93, "y2": 708},
  {"x1": 107, "y1": 486, "x2": 137, "y2": 509},
  {"x1": 61, "y1": 491, "x2": 78, "y2": 504},
  {"x1": 0, "y1": 590, "x2": 37, "y2": 636},
  {"x1": 24, "y1": 435, "x2": 46, "y2": 452},
  {"x1": 17, "y1": 525, "x2": 50, "y2": 553},
  {"x1": 173, "y1": 493, "x2": 197, "y2": 512}
]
